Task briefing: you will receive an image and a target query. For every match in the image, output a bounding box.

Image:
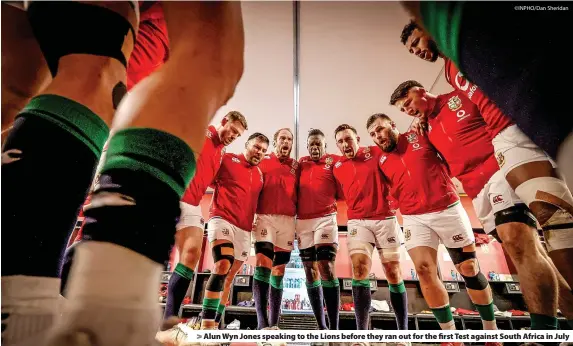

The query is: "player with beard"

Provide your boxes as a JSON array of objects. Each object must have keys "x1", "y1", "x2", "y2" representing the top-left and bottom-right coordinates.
[
  {"x1": 162, "y1": 111, "x2": 247, "y2": 329},
  {"x1": 252, "y1": 128, "x2": 299, "y2": 330},
  {"x1": 399, "y1": 2, "x2": 573, "y2": 185},
  {"x1": 332, "y1": 124, "x2": 408, "y2": 331},
  {"x1": 157, "y1": 133, "x2": 268, "y2": 343},
  {"x1": 297, "y1": 129, "x2": 341, "y2": 329},
  {"x1": 399, "y1": 20, "x2": 573, "y2": 293},
  {"x1": 367, "y1": 113, "x2": 500, "y2": 336},
  {"x1": 390, "y1": 80, "x2": 565, "y2": 330}
]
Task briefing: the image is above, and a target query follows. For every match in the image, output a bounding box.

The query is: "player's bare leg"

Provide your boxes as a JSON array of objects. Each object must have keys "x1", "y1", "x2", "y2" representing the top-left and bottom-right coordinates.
[
  {"x1": 496, "y1": 222, "x2": 559, "y2": 329},
  {"x1": 1, "y1": 2, "x2": 51, "y2": 135},
  {"x1": 448, "y1": 244, "x2": 498, "y2": 330},
  {"x1": 217, "y1": 260, "x2": 244, "y2": 329},
  {"x1": 316, "y1": 244, "x2": 340, "y2": 330},
  {"x1": 534, "y1": 234, "x2": 573, "y2": 327},
  {"x1": 163, "y1": 226, "x2": 205, "y2": 322},
  {"x1": 46, "y1": 3, "x2": 244, "y2": 345},
  {"x1": 268, "y1": 248, "x2": 292, "y2": 328},
  {"x1": 378, "y1": 247, "x2": 408, "y2": 330},
  {"x1": 408, "y1": 247, "x2": 457, "y2": 330},
  {"x1": 505, "y1": 161, "x2": 573, "y2": 288},
  {"x1": 2, "y1": 2, "x2": 138, "y2": 345},
  {"x1": 349, "y1": 247, "x2": 374, "y2": 330}
]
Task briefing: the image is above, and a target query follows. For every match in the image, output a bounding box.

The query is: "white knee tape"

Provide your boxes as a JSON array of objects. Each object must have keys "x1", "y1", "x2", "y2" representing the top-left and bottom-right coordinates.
[
  {"x1": 378, "y1": 247, "x2": 401, "y2": 263},
  {"x1": 515, "y1": 177, "x2": 573, "y2": 217},
  {"x1": 347, "y1": 240, "x2": 374, "y2": 258}
]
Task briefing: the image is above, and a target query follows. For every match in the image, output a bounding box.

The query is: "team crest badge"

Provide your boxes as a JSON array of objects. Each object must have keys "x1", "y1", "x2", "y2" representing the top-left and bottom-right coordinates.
[
  {"x1": 261, "y1": 228, "x2": 268, "y2": 237},
  {"x1": 496, "y1": 152, "x2": 505, "y2": 167},
  {"x1": 325, "y1": 156, "x2": 333, "y2": 165},
  {"x1": 404, "y1": 229, "x2": 411, "y2": 242},
  {"x1": 349, "y1": 228, "x2": 358, "y2": 236},
  {"x1": 406, "y1": 133, "x2": 418, "y2": 143},
  {"x1": 447, "y1": 95, "x2": 462, "y2": 111},
  {"x1": 364, "y1": 147, "x2": 371, "y2": 153}
]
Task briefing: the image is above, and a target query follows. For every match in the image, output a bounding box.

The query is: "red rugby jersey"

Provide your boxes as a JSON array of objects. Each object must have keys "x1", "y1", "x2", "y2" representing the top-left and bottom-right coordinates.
[
  {"x1": 181, "y1": 126, "x2": 226, "y2": 206},
  {"x1": 426, "y1": 91, "x2": 498, "y2": 199},
  {"x1": 378, "y1": 131, "x2": 458, "y2": 215},
  {"x1": 297, "y1": 154, "x2": 341, "y2": 220},
  {"x1": 333, "y1": 146, "x2": 395, "y2": 220},
  {"x1": 127, "y1": 1, "x2": 169, "y2": 89},
  {"x1": 209, "y1": 153, "x2": 264, "y2": 231},
  {"x1": 444, "y1": 58, "x2": 513, "y2": 138},
  {"x1": 257, "y1": 153, "x2": 299, "y2": 217}
]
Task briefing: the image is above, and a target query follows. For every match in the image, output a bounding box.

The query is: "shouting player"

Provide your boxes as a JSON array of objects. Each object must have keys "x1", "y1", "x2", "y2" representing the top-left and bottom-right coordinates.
[
  {"x1": 3, "y1": 1, "x2": 245, "y2": 345},
  {"x1": 390, "y1": 81, "x2": 566, "y2": 330},
  {"x1": 333, "y1": 124, "x2": 408, "y2": 330},
  {"x1": 297, "y1": 129, "x2": 341, "y2": 329},
  {"x1": 252, "y1": 128, "x2": 299, "y2": 329},
  {"x1": 164, "y1": 111, "x2": 248, "y2": 324},
  {"x1": 368, "y1": 113, "x2": 499, "y2": 334},
  {"x1": 399, "y1": 19, "x2": 573, "y2": 292},
  {"x1": 157, "y1": 133, "x2": 268, "y2": 343}
]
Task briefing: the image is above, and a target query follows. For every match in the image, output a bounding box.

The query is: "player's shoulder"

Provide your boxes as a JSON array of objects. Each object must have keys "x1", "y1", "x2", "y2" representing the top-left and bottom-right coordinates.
[{"x1": 299, "y1": 155, "x2": 311, "y2": 163}]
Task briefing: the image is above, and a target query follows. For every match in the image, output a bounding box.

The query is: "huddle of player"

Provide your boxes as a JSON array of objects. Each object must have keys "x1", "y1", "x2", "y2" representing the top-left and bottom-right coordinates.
[{"x1": 2, "y1": 2, "x2": 572, "y2": 346}]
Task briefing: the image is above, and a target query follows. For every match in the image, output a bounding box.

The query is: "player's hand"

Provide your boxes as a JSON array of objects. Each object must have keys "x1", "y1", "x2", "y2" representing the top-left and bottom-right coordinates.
[{"x1": 409, "y1": 117, "x2": 428, "y2": 135}]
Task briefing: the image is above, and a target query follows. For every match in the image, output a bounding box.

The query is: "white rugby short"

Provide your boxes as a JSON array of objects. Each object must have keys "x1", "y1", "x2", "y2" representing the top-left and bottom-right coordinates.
[
  {"x1": 296, "y1": 214, "x2": 338, "y2": 249},
  {"x1": 252, "y1": 214, "x2": 296, "y2": 250},
  {"x1": 472, "y1": 170, "x2": 524, "y2": 233},
  {"x1": 207, "y1": 217, "x2": 251, "y2": 262},
  {"x1": 402, "y1": 202, "x2": 475, "y2": 251},
  {"x1": 176, "y1": 202, "x2": 205, "y2": 231},
  {"x1": 346, "y1": 217, "x2": 402, "y2": 249},
  {"x1": 493, "y1": 124, "x2": 556, "y2": 176}
]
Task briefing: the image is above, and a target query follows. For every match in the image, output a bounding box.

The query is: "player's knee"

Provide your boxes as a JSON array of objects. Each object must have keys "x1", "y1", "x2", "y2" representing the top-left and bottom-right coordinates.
[
  {"x1": 303, "y1": 262, "x2": 319, "y2": 283},
  {"x1": 255, "y1": 241, "x2": 274, "y2": 260},
  {"x1": 212, "y1": 242, "x2": 234, "y2": 274},
  {"x1": 382, "y1": 262, "x2": 402, "y2": 283},
  {"x1": 457, "y1": 258, "x2": 479, "y2": 277},
  {"x1": 317, "y1": 260, "x2": 335, "y2": 280},
  {"x1": 351, "y1": 256, "x2": 370, "y2": 280},
  {"x1": 181, "y1": 242, "x2": 202, "y2": 266},
  {"x1": 414, "y1": 261, "x2": 435, "y2": 280}
]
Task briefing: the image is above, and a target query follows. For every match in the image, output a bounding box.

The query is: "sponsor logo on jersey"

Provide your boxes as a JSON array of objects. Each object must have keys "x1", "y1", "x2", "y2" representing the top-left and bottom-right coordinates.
[
  {"x1": 364, "y1": 147, "x2": 372, "y2": 160},
  {"x1": 387, "y1": 236, "x2": 396, "y2": 244},
  {"x1": 448, "y1": 95, "x2": 463, "y2": 111},
  {"x1": 232, "y1": 157, "x2": 241, "y2": 164},
  {"x1": 242, "y1": 251, "x2": 248, "y2": 257},
  {"x1": 404, "y1": 229, "x2": 411, "y2": 242},
  {"x1": 496, "y1": 152, "x2": 505, "y2": 167},
  {"x1": 335, "y1": 162, "x2": 342, "y2": 168},
  {"x1": 492, "y1": 195, "x2": 504, "y2": 205},
  {"x1": 287, "y1": 241, "x2": 293, "y2": 246},
  {"x1": 379, "y1": 156, "x2": 387, "y2": 165},
  {"x1": 321, "y1": 233, "x2": 329, "y2": 239},
  {"x1": 452, "y1": 234, "x2": 464, "y2": 242}
]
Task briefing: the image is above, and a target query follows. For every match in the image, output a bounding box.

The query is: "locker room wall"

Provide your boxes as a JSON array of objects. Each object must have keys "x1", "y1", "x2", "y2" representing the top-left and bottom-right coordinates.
[
  {"x1": 208, "y1": 1, "x2": 295, "y2": 156},
  {"x1": 297, "y1": 1, "x2": 443, "y2": 156}
]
